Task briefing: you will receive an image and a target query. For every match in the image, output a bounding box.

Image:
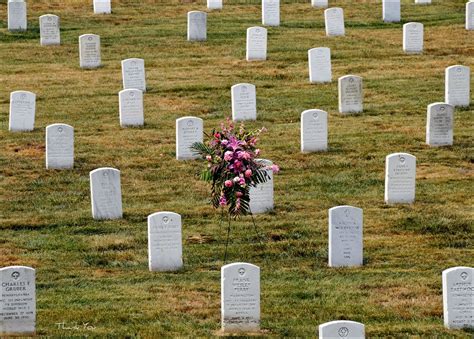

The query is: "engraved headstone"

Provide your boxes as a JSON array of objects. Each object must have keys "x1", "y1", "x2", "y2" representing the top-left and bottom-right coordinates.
[
  {"x1": 383, "y1": 0, "x2": 400, "y2": 23},
  {"x1": 176, "y1": 117, "x2": 204, "y2": 160},
  {"x1": 246, "y1": 27, "x2": 267, "y2": 61},
  {"x1": 338, "y1": 75, "x2": 363, "y2": 114},
  {"x1": 207, "y1": 0, "x2": 223, "y2": 10},
  {"x1": 90, "y1": 167, "x2": 123, "y2": 220},
  {"x1": 121, "y1": 58, "x2": 146, "y2": 92},
  {"x1": 312, "y1": 0, "x2": 328, "y2": 8},
  {"x1": 426, "y1": 103, "x2": 454, "y2": 147},
  {"x1": 0, "y1": 266, "x2": 36, "y2": 335},
  {"x1": 46, "y1": 124, "x2": 74, "y2": 169},
  {"x1": 232, "y1": 83, "x2": 257, "y2": 121},
  {"x1": 301, "y1": 109, "x2": 328, "y2": 152},
  {"x1": 8, "y1": 0, "x2": 27, "y2": 32},
  {"x1": 328, "y1": 206, "x2": 363, "y2": 267},
  {"x1": 262, "y1": 0, "x2": 280, "y2": 26},
  {"x1": 403, "y1": 22, "x2": 423, "y2": 54},
  {"x1": 318, "y1": 320, "x2": 365, "y2": 339},
  {"x1": 445, "y1": 65, "x2": 470, "y2": 107},
  {"x1": 308, "y1": 47, "x2": 332, "y2": 83},
  {"x1": 249, "y1": 159, "x2": 274, "y2": 214},
  {"x1": 325, "y1": 8, "x2": 345, "y2": 37},
  {"x1": 442, "y1": 266, "x2": 474, "y2": 329},
  {"x1": 79, "y1": 34, "x2": 101, "y2": 69},
  {"x1": 119, "y1": 89, "x2": 144, "y2": 127},
  {"x1": 467, "y1": 1, "x2": 474, "y2": 30},
  {"x1": 187, "y1": 11, "x2": 207, "y2": 41},
  {"x1": 221, "y1": 263, "x2": 260, "y2": 333},
  {"x1": 9, "y1": 91, "x2": 36, "y2": 132},
  {"x1": 415, "y1": 0, "x2": 431, "y2": 3},
  {"x1": 384, "y1": 153, "x2": 416, "y2": 204},
  {"x1": 39, "y1": 14, "x2": 60, "y2": 46},
  {"x1": 93, "y1": 0, "x2": 111, "y2": 14},
  {"x1": 148, "y1": 212, "x2": 183, "y2": 272}
]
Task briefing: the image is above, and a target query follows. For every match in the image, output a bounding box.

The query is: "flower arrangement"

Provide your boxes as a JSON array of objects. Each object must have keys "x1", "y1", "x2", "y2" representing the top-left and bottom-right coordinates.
[{"x1": 191, "y1": 119, "x2": 279, "y2": 217}]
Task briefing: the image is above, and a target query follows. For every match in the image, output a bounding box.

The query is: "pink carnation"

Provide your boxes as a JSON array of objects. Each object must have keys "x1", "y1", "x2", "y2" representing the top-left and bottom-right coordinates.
[
  {"x1": 224, "y1": 151, "x2": 233, "y2": 161},
  {"x1": 236, "y1": 191, "x2": 243, "y2": 198},
  {"x1": 271, "y1": 164, "x2": 280, "y2": 173},
  {"x1": 224, "y1": 180, "x2": 233, "y2": 187},
  {"x1": 245, "y1": 169, "x2": 252, "y2": 178},
  {"x1": 239, "y1": 178, "x2": 246, "y2": 186}
]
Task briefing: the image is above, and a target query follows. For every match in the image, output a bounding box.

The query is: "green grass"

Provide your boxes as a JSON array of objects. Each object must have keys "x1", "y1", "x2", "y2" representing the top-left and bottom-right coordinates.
[{"x1": 0, "y1": 0, "x2": 473, "y2": 336}]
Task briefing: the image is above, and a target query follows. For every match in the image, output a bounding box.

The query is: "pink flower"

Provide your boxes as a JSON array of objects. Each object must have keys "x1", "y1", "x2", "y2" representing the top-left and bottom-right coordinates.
[
  {"x1": 236, "y1": 191, "x2": 243, "y2": 198},
  {"x1": 214, "y1": 132, "x2": 221, "y2": 139},
  {"x1": 224, "y1": 151, "x2": 233, "y2": 161},
  {"x1": 206, "y1": 155, "x2": 212, "y2": 161},
  {"x1": 221, "y1": 139, "x2": 229, "y2": 146},
  {"x1": 255, "y1": 149, "x2": 261, "y2": 156},
  {"x1": 271, "y1": 164, "x2": 280, "y2": 173},
  {"x1": 219, "y1": 195, "x2": 227, "y2": 206},
  {"x1": 233, "y1": 176, "x2": 240, "y2": 183},
  {"x1": 233, "y1": 160, "x2": 243, "y2": 172},
  {"x1": 239, "y1": 178, "x2": 246, "y2": 186},
  {"x1": 224, "y1": 180, "x2": 233, "y2": 187},
  {"x1": 245, "y1": 169, "x2": 252, "y2": 178},
  {"x1": 237, "y1": 151, "x2": 251, "y2": 160}
]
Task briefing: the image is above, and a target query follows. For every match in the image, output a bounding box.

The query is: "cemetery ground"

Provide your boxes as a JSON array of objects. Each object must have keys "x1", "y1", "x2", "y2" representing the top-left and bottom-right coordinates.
[{"x1": 0, "y1": 0, "x2": 473, "y2": 336}]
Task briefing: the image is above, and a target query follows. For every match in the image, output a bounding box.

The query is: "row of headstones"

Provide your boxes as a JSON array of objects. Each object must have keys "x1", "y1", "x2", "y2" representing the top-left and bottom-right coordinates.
[
  {"x1": 9, "y1": 6, "x2": 473, "y2": 51},
  {"x1": 1, "y1": 265, "x2": 472, "y2": 334},
  {"x1": 6, "y1": 100, "x2": 456, "y2": 172},
  {"x1": 89, "y1": 150, "x2": 412, "y2": 224},
  {"x1": 246, "y1": 21, "x2": 426, "y2": 62},
  {"x1": 8, "y1": 0, "x2": 474, "y2": 35}
]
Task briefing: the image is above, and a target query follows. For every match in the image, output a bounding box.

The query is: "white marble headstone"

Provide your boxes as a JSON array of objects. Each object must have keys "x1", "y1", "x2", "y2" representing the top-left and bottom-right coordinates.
[
  {"x1": 93, "y1": 0, "x2": 111, "y2": 14},
  {"x1": 207, "y1": 0, "x2": 223, "y2": 10},
  {"x1": 246, "y1": 27, "x2": 267, "y2": 61},
  {"x1": 415, "y1": 0, "x2": 431, "y2": 4},
  {"x1": 403, "y1": 22, "x2": 423, "y2": 54},
  {"x1": 301, "y1": 109, "x2": 328, "y2": 152},
  {"x1": 445, "y1": 65, "x2": 470, "y2": 107},
  {"x1": 187, "y1": 11, "x2": 207, "y2": 41},
  {"x1": 318, "y1": 320, "x2": 365, "y2": 339},
  {"x1": 121, "y1": 58, "x2": 146, "y2": 92},
  {"x1": 176, "y1": 117, "x2": 204, "y2": 160},
  {"x1": 39, "y1": 14, "x2": 60, "y2": 46},
  {"x1": 338, "y1": 75, "x2": 363, "y2": 114},
  {"x1": 90, "y1": 167, "x2": 123, "y2": 220},
  {"x1": 467, "y1": 1, "x2": 474, "y2": 30},
  {"x1": 0, "y1": 266, "x2": 36, "y2": 335},
  {"x1": 79, "y1": 34, "x2": 101, "y2": 69},
  {"x1": 262, "y1": 0, "x2": 280, "y2": 26},
  {"x1": 308, "y1": 47, "x2": 332, "y2": 83},
  {"x1": 426, "y1": 103, "x2": 454, "y2": 147},
  {"x1": 232, "y1": 83, "x2": 257, "y2": 121},
  {"x1": 148, "y1": 212, "x2": 183, "y2": 272},
  {"x1": 312, "y1": 0, "x2": 328, "y2": 8},
  {"x1": 46, "y1": 124, "x2": 74, "y2": 169},
  {"x1": 221, "y1": 263, "x2": 260, "y2": 333},
  {"x1": 8, "y1": 0, "x2": 27, "y2": 32},
  {"x1": 325, "y1": 8, "x2": 345, "y2": 36},
  {"x1": 442, "y1": 266, "x2": 474, "y2": 329},
  {"x1": 119, "y1": 89, "x2": 144, "y2": 127},
  {"x1": 249, "y1": 159, "x2": 274, "y2": 214},
  {"x1": 9, "y1": 91, "x2": 36, "y2": 132},
  {"x1": 383, "y1": 0, "x2": 400, "y2": 23},
  {"x1": 384, "y1": 153, "x2": 416, "y2": 204},
  {"x1": 328, "y1": 206, "x2": 363, "y2": 267}
]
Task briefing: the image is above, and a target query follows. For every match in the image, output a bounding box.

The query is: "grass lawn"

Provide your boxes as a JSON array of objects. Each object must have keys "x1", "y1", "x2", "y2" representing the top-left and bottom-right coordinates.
[{"x1": 0, "y1": 0, "x2": 473, "y2": 336}]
